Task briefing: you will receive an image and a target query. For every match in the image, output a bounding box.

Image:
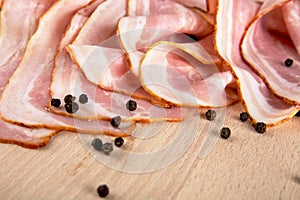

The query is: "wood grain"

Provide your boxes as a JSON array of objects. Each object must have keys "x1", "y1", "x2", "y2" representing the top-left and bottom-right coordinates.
[{"x1": 0, "y1": 103, "x2": 299, "y2": 199}]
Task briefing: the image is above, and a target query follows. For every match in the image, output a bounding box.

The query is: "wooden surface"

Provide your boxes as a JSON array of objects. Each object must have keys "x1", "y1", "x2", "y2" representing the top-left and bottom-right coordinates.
[{"x1": 0, "y1": 103, "x2": 299, "y2": 199}]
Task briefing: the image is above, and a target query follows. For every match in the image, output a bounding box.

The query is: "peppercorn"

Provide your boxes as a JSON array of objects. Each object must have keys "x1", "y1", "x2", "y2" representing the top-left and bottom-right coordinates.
[
  {"x1": 102, "y1": 142, "x2": 113, "y2": 154},
  {"x1": 295, "y1": 111, "x2": 300, "y2": 117},
  {"x1": 97, "y1": 184, "x2": 109, "y2": 198},
  {"x1": 284, "y1": 58, "x2": 293, "y2": 67},
  {"x1": 255, "y1": 122, "x2": 266, "y2": 133},
  {"x1": 126, "y1": 100, "x2": 137, "y2": 111},
  {"x1": 205, "y1": 109, "x2": 216, "y2": 121},
  {"x1": 220, "y1": 127, "x2": 231, "y2": 139},
  {"x1": 79, "y1": 94, "x2": 88, "y2": 104},
  {"x1": 64, "y1": 102, "x2": 79, "y2": 114},
  {"x1": 110, "y1": 116, "x2": 121, "y2": 128},
  {"x1": 51, "y1": 98, "x2": 61, "y2": 107},
  {"x1": 114, "y1": 137, "x2": 124, "y2": 147},
  {"x1": 91, "y1": 138, "x2": 103, "y2": 151},
  {"x1": 64, "y1": 94, "x2": 76, "y2": 103},
  {"x1": 239, "y1": 112, "x2": 249, "y2": 122}
]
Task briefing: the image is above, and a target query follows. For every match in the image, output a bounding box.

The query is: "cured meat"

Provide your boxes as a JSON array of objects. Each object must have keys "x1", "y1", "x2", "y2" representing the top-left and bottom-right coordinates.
[
  {"x1": 242, "y1": 0, "x2": 300, "y2": 105},
  {"x1": 215, "y1": 0, "x2": 298, "y2": 125},
  {"x1": 127, "y1": 0, "x2": 193, "y2": 16},
  {"x1": 0, "y1": 0, "x2": 133, "y2": 136},
  {"x1": 51, "y1": 0, "x2": 171, "y2": 108},
  {"x1": 50, "y1": 0, "x2": 183, "y2": 121},
  {"x1": 206, "y1": 0, "x2": 218, "y2": 14},
  {"x1": 128, "y1": 0, "x2": 213, "y2": 25},
  {"x1": 140, "y1": 41, "x2": 239, "y2": 107},
  {"x1": 0, "y1": 0, "x2": 54, "y2": 72},
  {"x1": 54, "y1": 0, "x2": 105, "y2": 54},
  {"x1": 118, "y1": 0, "x2": 214, "y2": 77},
  {"x1": 0, "y1": 126, "x2": 58, "y2": 149},
  {"x1": 67, "y1": 44, "x2": 172, "y2": 107},
  {"x1": 170, "y1": 0, "x2": 207, "y2": 11},
  {"x1": 0, "y1": 0, "x2": 59, "y2": 148},
  {"x1": 282, "y1": 0, "x2": 300, "y2": 54}
]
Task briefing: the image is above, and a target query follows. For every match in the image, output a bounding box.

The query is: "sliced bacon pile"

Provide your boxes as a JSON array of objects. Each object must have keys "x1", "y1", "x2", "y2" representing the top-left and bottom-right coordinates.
[
  {"x1": 50, "y1": 0, "x2": 183, "y2": 121},
  {"x1": 0, "y1": 0, "x2": 299, "y2": 148},
  {"x1": 215, "y1": 0, "x2": 299, "y2": 125},
  {"x1": 139, "y1": 41, "x2": 239, "y2": 107},
  {"x1": 0, "y1": 0, "x2": 58, "y2": 148},
  {"x1": 119, "y1": 0, "x2": 214, "y2": 77},
  {"x1": 241, "y1": 0, "x2": 300, "y2": 105}
]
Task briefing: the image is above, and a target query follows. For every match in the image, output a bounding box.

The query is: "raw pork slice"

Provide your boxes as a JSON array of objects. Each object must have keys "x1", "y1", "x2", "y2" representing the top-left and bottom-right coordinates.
[
  {"x1": 127, "y1": 0, "x2": 196, "y2": 16},
  {"x1": 215, "y1": 0, "x2": 298, "y2": 125},
  {"x1": 242, "y1": 0, "x2": 300, "y2": 104},
  {"x1": 118, "y1": 0, "x2": 213, "y2": 77},
  {"x1": 67, "y1": 44, "x2": 172, "y2": 107},
  {"x1": 0, "y1": 0, "x2": 133, "y2": 136},
  {"x1": 282, "y1": 0, "x2": 300, "y2": 54},
  {"x1": 140, "y1": 41, "x2": 239, "y2": 107},
  {"x1": 50, "y1": 0, "x2": 183, "y2": 122},
  {"x1": 0, "y1": 0, "x2": 59, "y2": 148}
]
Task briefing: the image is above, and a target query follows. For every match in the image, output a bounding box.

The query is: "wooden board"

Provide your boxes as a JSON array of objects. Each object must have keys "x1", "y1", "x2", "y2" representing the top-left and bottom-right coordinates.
[{"x1": 0, "y1": 103, "x2": 299, "y2": 199}]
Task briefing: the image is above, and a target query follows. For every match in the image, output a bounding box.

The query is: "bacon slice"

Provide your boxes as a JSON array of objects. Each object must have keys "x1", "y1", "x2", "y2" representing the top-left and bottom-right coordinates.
[
  {"x1": 0, "y1": 126, "x2": 58, "y2": 149},
  {"x1": 128, "y1": 0, "x2": 213, "y2": 25},
  {"x1": 118, "y1": 0, "x2": 213, "y2": 77},
  {"x1": 242, "y1": 0, "x2": 300, "y2": 105},
  {"x1": 0, "y1": 0, "x2": 133, "y2": 136},
  {"x1": 206, "y1": 0, "x2": 218, "y2": 14},
  {"x1": 54, "y1": 0, "x2": 105, "y2": 55},
  {"x1": 127, "y1": 0, "x2": 194, "y2": 16},
  {"x1": 139, "y1": 41, "x2": 238, "y2": 107},
  {"x1": 0, "y1": 0, "x2": 59, "y2": 148},
  {"x1": 282, "y1": 0, "x2": 300, "y2": 54},
  {"x1": 0, "y1": 0, "x2": 54, "y2": 74},
  {"x1": 171, "y1": 0, "x2": 207, "y2": 11},
  {"x1": 50, "y1": 0, "x2": 183, "y2": 121},
  {"x1": 216, "y1": 0, "x2": 298, "y2": 125},
  {"x1": 52, "y1": 0, "x2": 171, "y2": 108},
  {"x1": 67, "y1": 44, "x2": 172, "y2": 107}
]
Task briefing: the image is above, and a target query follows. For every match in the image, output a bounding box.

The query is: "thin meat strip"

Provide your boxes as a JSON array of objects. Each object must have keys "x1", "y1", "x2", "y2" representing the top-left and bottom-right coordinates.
[
  {"x1": 170, "y1": 0, "x2": 208, "y2": 11},
  {"x1": 242, "y1": 0, "x2": 300, "y2": 104},
  {"x1": 50, "y1": 0, "x2": 183, "y2": 122},
  {"x1": 0, "y1": 0, "x2": 58, "y2": 148},
  {"x1": 139, "y1": 41, "x2": 239, "y2": 107},
  {"x1": 215, "y1": 0, "x2": 298, "y2": 126},
  {"x1": 0, "y1": 0, "x2": 133, "y2": 136},
  {"x1": 67, "y1": 44, "x2": 172, "y2": 107},
  {"x1": 281, "y1": 0, "x2": 300, "y2": 54},
  {"x1": 118, "y1": 0, "x2": 213, "y2": 77}
]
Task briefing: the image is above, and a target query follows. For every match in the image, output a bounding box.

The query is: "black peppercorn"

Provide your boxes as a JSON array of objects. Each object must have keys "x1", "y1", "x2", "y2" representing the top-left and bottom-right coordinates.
[
  {"x1": 110, "y1": 116, "x2": 121, "y2": 128},
  {"x1": 284, "y1": 58, "x2": 293, "y2": 67},
  {"x1": 255, "y1": 122, "x2": 266, "y2": 133},
  {"x1": 239, "y1": 112, "x2": 249, "y2": 122},
  {"x1": 97, "y1": 184, "x2": 109, "y2": 198},
  {"x1": 205, "y1": 109, "x2": 216, "y2": 121},
  {"x1": 295, "y1": 111, "x2": 300, "y2": 117},
  {"x1": 64, "y1": 102, "x2": 79, "y2": 114},
  {"x1": 220, "y1": 127, "x2": 231, "y2": 139},
  {"x1": 51, "y1": 98, "x2": 61, "y2": 107},
  {"x1": 91, "y1": 138, "x2": 103, "y2": 151},
  {"x1": 114, "y1": 137, "x2": 124, "y2": 147},
  {"x1": 126, "y1": 100, "x2": 137, "y2": 111},
  {"x1": 102, "y1": 142, "x2": 113, "y2": 154},
  {"x1": 79, "y1": 94, "x2": 88, "y2": 104},
  {"x1": 64, "y1": 94, "x2": 76, "y2": 103}
]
